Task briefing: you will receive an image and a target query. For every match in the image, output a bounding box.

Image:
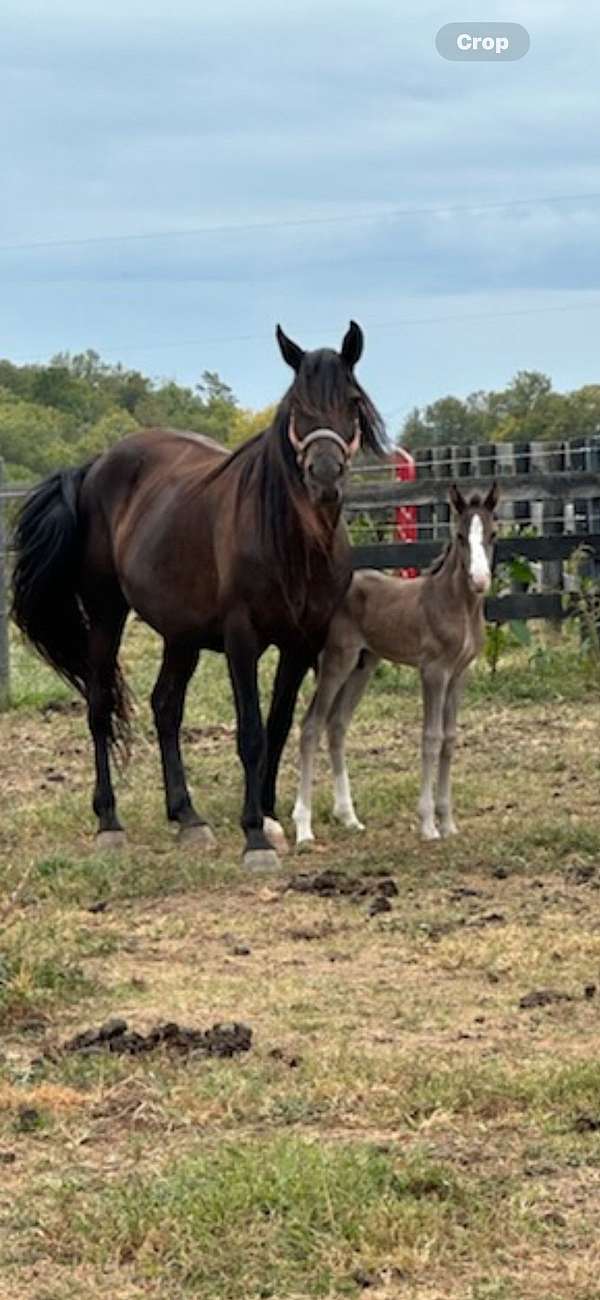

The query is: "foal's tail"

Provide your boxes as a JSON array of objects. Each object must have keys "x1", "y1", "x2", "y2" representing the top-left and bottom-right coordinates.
[{"x1": 11, "y1": 463, "x2": 131, "y2": 752}]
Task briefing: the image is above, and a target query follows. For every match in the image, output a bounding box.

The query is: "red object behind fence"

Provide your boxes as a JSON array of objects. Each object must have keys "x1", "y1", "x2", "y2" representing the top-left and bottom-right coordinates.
[{"x1": 393, "y1": 447, "x2": 418, "y2": 578}]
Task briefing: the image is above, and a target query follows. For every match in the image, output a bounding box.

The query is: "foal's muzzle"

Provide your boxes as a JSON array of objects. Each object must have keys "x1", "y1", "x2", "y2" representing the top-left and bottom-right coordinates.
[{"x1": 470, "y1": 572, "x2": 491, "y2": 595}]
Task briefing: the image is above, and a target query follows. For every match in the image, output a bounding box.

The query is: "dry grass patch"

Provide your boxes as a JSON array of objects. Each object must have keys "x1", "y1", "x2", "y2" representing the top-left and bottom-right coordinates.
[{"x1": 1, "y1": 627, "x2": 600, "y2": 1297}]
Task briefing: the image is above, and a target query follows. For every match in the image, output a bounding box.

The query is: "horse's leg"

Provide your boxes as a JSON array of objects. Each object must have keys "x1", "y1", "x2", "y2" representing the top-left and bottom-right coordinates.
[
  {"x1": 418, "y1": 665, "x2": 448, "y2": 841},
  {"x1": 261, "y1": 651, "x2": 311, "y2": 855},
  {"x1": 293, "y1": 646, "x2": 358, "y2": 848},
  {"x1": 88, "y1": 608, "x2": 128, "y2": 848},
  {"x1": 327, "y1": 650, "x2": 379, "y2": 830},
  {"x1": 225, "y1": 618, "x2": 277, "y2": 870},
  {"x1": 151, "y1": 639, "x2": 215, "y2": 850},
  {"x1": 436, "y1": 672, "x2": 465, "y2": 837}
]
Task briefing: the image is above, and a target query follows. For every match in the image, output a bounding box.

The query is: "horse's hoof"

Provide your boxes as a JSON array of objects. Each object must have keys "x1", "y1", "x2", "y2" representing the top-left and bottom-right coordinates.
[
  {"x1": 440, "y1": 823, "x2": 458, "y2": 838},
  {"x1": 178, "y1": 824, "x2": 217, "y2": 852},
  {"x1": 95, "y1": 830, "x2": 126, "y2": 853},
  {"x1": 243, "y1": 848, "x2": 281, "y2": 872},
  {"x1": 264, "y1": 817, "x2": 290, "y2": 855},
  {"x1": 334, "y1": 811, "x2": 365, "y2": 831},
  {"x1": 296, "y1": 837, "x2": 316, "y2": 854},
  {"x1": 421, "y1": 826, "x2": 441, "y2": 842}
]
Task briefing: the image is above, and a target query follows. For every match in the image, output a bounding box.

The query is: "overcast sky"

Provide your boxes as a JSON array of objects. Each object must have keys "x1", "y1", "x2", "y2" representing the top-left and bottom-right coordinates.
[{"x1": 2, "y1": 0, "x2": 599, "y2": 431}]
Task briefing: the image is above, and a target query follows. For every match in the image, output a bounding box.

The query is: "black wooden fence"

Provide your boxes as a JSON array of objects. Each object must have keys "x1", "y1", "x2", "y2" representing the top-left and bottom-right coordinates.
[{"x1": 348, "y1": 436, "x2": 600, "y2": 625}]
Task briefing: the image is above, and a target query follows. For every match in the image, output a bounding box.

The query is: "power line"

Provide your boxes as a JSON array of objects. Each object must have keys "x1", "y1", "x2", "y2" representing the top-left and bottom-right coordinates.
[
  {"x1": 1, "y1": 191, "x2": 599, "y2": 255},
  {"x1": 12, "y1": 296, "x2": 597, "y2": 361}
]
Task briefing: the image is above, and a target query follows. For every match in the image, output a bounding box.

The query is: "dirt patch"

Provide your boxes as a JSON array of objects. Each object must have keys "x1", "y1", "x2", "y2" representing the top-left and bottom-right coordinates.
[
  {"x1": 288, "y1": 869, "x2": 398, "y2": 901},
  {"x1": 572, "y1": 1113, "x2": 600, "y2": 1133},
  {"x1": 288, "y1": 921, "x2": 337, "y2": 941},
  {"x1": 518, "y1": 989, "x2": 575, "y2": 1010},
  {"x1": 40, "y1": 1018, "x2": 253, "y2": 1060},
  {"x1": 181, "y1": 723, "x2": 235, "y2": 743},
  {"x1": 40, "y1": 699, "x2": 83, "y2": 717},
  {"x1": 566, "y1": 864, "x2": 598, "y2": 886}
]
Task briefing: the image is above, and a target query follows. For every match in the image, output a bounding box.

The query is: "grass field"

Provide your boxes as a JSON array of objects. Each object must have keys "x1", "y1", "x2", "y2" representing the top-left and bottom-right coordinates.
[{"x1": 1, "y1": 621, "x2": 600, "y2": 1300}]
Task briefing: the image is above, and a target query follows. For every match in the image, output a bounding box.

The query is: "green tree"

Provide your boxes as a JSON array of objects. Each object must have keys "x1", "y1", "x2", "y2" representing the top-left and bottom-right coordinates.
[
  {"x1": 71, "y1": 409, "x2": 140, "y2": 461},
  {"x1": 0, "y1": 393, "x2": 73, "y2": 476},
  {"x1": 402, "y1": 396, "x2": 481, "y2": 449},
  {"x1": 229, "y1": 403, "x2": 276, "y2": 447},
  {"x1": 400, "y1": 371, "x2": 600, "y2": 448}
]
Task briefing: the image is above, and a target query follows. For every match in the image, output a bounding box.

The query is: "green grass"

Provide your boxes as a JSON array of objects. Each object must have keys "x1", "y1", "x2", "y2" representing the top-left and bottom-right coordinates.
[
  {"x1": 29, "y1": 849, "x2": 238, "y2": 908},
  {"x1": 12, "y1": 1138, "x2": 513, "y2": 1299},
  {"x1": 0, "y1": 930, "x2": 97, "y2": 1028}
]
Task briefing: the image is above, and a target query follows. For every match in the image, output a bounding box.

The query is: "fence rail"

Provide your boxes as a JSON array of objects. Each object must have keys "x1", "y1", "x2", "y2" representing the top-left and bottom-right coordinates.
[
  {"x1": 352, "y1": 533, "x2": 600, "y2": 569},
  {"x1": 347, "y1": 470, "x2": 600, "y2": 509}
]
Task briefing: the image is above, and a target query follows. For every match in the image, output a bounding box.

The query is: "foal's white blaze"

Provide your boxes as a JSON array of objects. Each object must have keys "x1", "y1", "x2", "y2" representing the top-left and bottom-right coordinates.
[{"x1": 468, "y1": 514, "x2": 491, "y2": 593}]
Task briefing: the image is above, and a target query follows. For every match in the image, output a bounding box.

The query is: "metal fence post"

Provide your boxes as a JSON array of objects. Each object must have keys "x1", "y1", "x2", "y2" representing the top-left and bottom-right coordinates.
[{"x1": 0, "y1": 459, "x2": 9, "y2": 709}]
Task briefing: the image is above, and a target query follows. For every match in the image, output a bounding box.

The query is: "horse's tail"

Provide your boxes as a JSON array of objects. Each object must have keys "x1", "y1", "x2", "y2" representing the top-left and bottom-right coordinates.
[{"x1": 11, "y1": 463, "x2": 132, "y2": 753}]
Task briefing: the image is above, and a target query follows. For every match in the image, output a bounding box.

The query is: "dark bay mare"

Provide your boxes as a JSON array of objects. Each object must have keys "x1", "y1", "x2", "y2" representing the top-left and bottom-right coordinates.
[{"x1": 12, "y1": 323, "x2": 386, "y2": 869}]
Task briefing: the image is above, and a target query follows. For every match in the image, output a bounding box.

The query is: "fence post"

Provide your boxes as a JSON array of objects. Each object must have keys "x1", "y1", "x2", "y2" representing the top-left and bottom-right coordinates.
[
  {"x1": 432, "y1": 442, "x2": 449, "y2": 540},
  {"x1": 0, "y1": 459, "x2": 9, "y2": 710},
  {"x1": 418, "y1": 445, "x2": 434, "y2": 543},
  {"x1": 541, "y1": 441, "x2": 565, "y2": 632},
  {"x1": 496, "y1": 441, "x2": 515, "y2": 533},
  {"x1": 589, "y1": 436, "x2": 600, "y2": 586}
]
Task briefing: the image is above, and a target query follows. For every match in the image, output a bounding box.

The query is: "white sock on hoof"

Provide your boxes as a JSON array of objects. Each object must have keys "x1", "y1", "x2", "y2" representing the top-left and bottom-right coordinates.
[{"x1": 292, "y1": 798, "x2": 314, "y2": 844}]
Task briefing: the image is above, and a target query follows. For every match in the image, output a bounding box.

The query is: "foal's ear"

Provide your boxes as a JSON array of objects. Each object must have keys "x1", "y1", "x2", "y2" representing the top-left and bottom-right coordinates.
[
  {"x1": 341, "y1": 320, "x2": 364, "y2": 369},
  {"x1": 449, "y1": 483, "x2": 467, "y2": 515},
  {"x1": 276, "y1": 325, "x2": 305, "y2": 373},
  {"x1": 484, "y1": 480, "x2": 499, "y2": 513}
]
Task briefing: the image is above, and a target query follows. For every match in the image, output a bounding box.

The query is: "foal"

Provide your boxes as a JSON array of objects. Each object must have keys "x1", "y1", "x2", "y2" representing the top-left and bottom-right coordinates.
[{"x1": 293, "y1": 484, "x2": 498, "y2": 845}]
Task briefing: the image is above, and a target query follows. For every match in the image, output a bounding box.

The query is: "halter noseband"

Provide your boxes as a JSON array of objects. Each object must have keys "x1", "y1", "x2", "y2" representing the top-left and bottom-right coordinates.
[{"x1": 288, "y1": 410, "x2": 361, "y2": 464}]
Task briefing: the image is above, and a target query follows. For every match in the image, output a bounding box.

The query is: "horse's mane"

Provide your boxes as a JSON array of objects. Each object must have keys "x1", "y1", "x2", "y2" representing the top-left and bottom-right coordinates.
[
  {"x1": 427, "y1": 543, "x2": 452, "y2": 576},
  {"x1": 185, "y1": 349, "x2": 387, "y2": 615}
]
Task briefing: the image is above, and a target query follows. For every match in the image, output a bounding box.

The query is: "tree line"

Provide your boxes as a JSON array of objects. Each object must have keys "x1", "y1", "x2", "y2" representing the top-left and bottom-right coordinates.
[
  {"x1": 403, "y1": 371, "x2": 600, "y2": 449},
  {"x1": 0, "y1": 352, "x2": 598, "y2": 481},
  {"x1": 0, "y1": 350, "x2": 274, "y2": 481}
]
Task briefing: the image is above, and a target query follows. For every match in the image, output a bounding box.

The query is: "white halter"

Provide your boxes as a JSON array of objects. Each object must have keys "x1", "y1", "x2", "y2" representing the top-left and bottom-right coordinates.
[{"x1": 288, "y1": 410, "x2": 361, "y2": 463}]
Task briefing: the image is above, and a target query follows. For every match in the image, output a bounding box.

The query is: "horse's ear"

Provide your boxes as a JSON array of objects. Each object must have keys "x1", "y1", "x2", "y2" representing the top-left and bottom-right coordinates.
[
  {"x1": 484, "y1": 480, "x2": 499, "y2": 513},
  {"x1": 341, "y1": 320, "x2": 364, "y2": 369},
  {"x1": 449, "y1": 483, "x2": 467, "y2": 515},
  {"x1": 276, "y1": 325, "x2": 305, "y2": 373}
]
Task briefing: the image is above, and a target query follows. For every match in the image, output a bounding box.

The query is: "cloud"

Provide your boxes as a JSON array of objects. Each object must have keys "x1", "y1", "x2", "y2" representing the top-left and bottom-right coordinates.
[{"x1": 1, "y1": 0, "x2": 599, "y2": 418}]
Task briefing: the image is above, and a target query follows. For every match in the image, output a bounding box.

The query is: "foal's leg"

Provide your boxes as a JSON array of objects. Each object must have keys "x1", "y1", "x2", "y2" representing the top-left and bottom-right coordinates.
[
  {"x1": 88, "y1": 609, "x2": 128, "y2": 847},
  {"x1": 151, "y1": 639, "x2": 215, "y2": 849},
  {"x1": 225, "y1": 617, "x2": 277, "y2": 869},
  {"x1": 418, "y1": 665, "x2": 449, "y2": 841},
  {"x1": 261, "y1": 650, "x2": 311, "y2": 855},
  {"x1": 293, "y1": 646, "x2": 358, "y2": 847},
  {"x1": 435, "y1": 672, "x2": 465, "y2": 837},
  {"x1": 327, "y1": 651, "x2": 379, "y2": 830}
]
